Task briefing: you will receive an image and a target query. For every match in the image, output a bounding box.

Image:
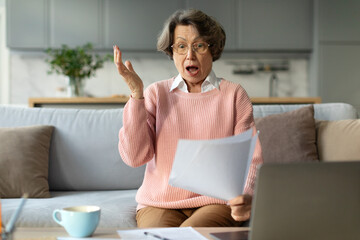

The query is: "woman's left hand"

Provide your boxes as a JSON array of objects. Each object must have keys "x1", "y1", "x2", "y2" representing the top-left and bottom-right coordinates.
[{"x1": 228, "y1": 195, "x2": 252, "y2": 221}]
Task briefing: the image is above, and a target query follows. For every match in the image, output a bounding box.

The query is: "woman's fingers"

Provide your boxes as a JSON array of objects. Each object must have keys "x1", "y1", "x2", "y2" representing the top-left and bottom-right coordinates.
[
  {"x1": 228, "y1": 194, "x2": 252, "y2": 206},
  {"x1": 231, "y1": 205, "x2": 251, "y2": 221},
  {"x1": 113, "y1": 45, "x2": 118, "y2": 64},
  {"x1": 113, "y1": 46, "x2": 128, "y2": 75},
  {"x1": 231, "y1": 203, "x2": 252, "y2": 221},
  {"x1": 113, "y1": 45, "x2": 123, "y2": 68},
  {"x1": 113, "y1": 45, "x2": 144, "y2": 99},
  {"x1": 125, "y1": 60, "x2": 135, "y2": 73},
  {"x1": 228, "y1": 195, "x2": 252, "y2": 222},
  {"x1": 113, "y1": 46, "x2": 136, "y2": 77}
]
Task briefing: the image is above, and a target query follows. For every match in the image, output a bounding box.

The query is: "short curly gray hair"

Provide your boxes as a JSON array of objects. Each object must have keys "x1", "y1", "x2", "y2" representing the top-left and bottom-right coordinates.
[{"x1": 157, "y1": 9, "x2": 226, "y2": 62}]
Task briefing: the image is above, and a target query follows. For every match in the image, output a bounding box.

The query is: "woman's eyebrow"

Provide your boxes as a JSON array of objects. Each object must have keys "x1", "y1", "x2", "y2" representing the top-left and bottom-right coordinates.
[
  {"x1": 175, "y1": 36, "x2": 203, "y2": 42},
  {"x1": 175, "y1": 37, "x2": 186, "y2": 41}
]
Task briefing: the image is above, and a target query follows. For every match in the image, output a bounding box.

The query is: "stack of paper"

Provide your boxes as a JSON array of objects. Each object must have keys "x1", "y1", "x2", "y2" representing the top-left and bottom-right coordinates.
[
  {"x1": 117, "y1": 227, "x2": 207, "y2": 240},
  {"x1": 169, "y1": 128, "x2": 258, "y2": 201}
]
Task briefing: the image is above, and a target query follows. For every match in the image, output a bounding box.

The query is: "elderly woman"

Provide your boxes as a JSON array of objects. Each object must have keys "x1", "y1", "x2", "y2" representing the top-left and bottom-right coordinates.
[{"x1": 113, "y1": 9, "x2": 263, "y2": 227}]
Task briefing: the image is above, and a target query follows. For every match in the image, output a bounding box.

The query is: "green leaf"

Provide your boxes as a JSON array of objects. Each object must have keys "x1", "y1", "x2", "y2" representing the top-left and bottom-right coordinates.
[{"x1": 44, "y1": 42, "x2": 111, "y2": 81}]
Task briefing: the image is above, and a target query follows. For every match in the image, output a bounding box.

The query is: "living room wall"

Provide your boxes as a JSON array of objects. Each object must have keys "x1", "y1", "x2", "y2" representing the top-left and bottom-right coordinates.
[{"x1": 8, "y1": 52, "x2": 309, "y2": 105}]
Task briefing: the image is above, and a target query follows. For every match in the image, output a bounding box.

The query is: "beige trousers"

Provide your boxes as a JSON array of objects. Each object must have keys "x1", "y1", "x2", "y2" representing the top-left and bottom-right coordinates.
[{"x1": 136, "y1": 204, "x2": 242, "y2": 228}]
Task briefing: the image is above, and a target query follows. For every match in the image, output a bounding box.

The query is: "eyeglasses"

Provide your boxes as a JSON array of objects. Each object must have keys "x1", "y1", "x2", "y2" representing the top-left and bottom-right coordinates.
[{"x1": 171, "y1": 42, "x2": 211, "y2": 55}]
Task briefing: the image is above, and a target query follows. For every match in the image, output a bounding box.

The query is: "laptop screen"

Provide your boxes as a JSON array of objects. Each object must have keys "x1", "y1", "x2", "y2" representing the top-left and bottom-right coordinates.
[{"x1": 249, "y1": 162, "x2": 360, "y2": 240}]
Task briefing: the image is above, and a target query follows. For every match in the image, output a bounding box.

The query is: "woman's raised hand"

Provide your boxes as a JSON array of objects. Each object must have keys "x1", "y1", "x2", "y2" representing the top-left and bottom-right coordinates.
[{"x1": 113, "y1": 45, "x2": 144, "y2": 99}]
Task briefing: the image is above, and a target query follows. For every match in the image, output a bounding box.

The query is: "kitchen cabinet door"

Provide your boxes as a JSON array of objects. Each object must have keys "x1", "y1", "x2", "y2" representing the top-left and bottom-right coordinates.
[
  {"x1": 318, "y1": 0, "x2": 360, "y2": 42},
  {"x1": 104, "y1": 0, "x2": 184, "y2": 50},
  {"x1": 6, "y1": 0, "x2": 48, "y2": 49},
  {"x1": 49, "y1": 0, "x2": 101, "y2": 48},
  {"x1": 238, "y1": 0, "x2": 313, "y2": 50},
  {"x1": 184, "y1": 0, "x2": 237, "y2": 50},
  {"x1": 319, "y1": 45, "x2": 360, "y2": 108}
]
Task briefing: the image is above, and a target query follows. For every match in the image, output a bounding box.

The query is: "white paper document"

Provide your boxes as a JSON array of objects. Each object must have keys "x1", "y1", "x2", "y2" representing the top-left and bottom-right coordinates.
[
  {"x1": 58, "y1": 238, "x2": 119, "y2": 240},
  {"x1": 168, "y1": 128, "x2": 258, "y2": 201},
  {"x1": 117, "y1": 227, "x2": 207, "y2": 240}
]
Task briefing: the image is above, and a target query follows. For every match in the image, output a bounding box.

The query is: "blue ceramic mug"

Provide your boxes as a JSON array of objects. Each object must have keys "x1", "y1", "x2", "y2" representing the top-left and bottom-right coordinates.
[{"x1": 53, "y1": 205, "x2": 101, "y2": 237}]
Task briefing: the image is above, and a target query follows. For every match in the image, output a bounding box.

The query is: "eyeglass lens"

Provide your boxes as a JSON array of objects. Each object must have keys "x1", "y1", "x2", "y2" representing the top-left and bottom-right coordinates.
[{"x1": 172, "y1": 42, "x2": 209, "y2": 54}]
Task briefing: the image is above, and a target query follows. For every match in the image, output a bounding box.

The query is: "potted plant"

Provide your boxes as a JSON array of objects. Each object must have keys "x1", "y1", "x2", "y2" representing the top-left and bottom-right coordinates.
[{"x1": 45, "y1": 43, "x2": 112, "y2": 97}]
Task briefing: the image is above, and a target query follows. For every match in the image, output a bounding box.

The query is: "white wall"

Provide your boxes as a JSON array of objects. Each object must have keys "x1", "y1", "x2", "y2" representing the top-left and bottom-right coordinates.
[
  {"x1": 0, "y1": 0, "x2": 10, "y2": 104},
  {"x1": 9, "y1": 51, "x2": 309, "y2": 105},
  {"x1": 1, "y1": 0, "x2": 310, "y2": 105}
]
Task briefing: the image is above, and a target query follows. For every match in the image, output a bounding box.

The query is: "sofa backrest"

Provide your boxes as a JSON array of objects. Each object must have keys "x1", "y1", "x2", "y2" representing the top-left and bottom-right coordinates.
[
  {"x1": 0, "y1": 106, "x2": 145, "y2": 191},
  {"x1": 253, "y1": 103, "x2": 358, "y2": 120},
  {"x1": 0, "y1": 103, "x2": 356, "y2": 191}
]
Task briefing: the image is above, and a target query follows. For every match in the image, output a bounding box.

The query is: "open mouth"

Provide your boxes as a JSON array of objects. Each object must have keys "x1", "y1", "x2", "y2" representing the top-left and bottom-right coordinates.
[{"x1": 186, "y1": 65, "x2": 199, "y2": 75}]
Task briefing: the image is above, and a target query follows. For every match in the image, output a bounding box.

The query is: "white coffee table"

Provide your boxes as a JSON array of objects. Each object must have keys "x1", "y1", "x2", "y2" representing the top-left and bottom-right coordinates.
[{"x1": 12, "y1": 227, "x2": 249, "y2": 239}]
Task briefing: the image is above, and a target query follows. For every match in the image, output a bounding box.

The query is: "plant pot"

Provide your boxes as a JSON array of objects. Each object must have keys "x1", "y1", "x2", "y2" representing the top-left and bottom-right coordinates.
[{"x1": 66, "y1": 77, "x2": 85, "y2": 97}]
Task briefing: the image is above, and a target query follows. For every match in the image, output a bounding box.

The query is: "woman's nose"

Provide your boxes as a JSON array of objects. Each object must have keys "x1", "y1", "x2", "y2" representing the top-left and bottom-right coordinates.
[{"x1": 186, "y1": 46, "x2": 195, "y2": 59}]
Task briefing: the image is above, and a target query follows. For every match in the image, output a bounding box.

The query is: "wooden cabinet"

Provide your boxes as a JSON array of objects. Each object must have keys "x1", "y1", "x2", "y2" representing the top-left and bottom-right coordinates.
[
  {"x1": 49, "y1": 0, "x2": 101, "y2": 48},
  {"x1": 6, "y1": 0, "x2": 313, "y2": 51},
  {"x1": 318, "y1": 45, "x2": 360, "y2": 105},
  {"x1": 103, "y1": 0, "x2": 183, "y2": 50},
  {"x1": 6, "y1": 0, "x2": 48, "y2": 49},
  {"x1": 185, "y1": 0, "x2": 237, "y2": 50},
  {"x1": 238, "y1": 0, "x2": 313, "y2": 50},
  {"x1": 312, "y1": 0, "x2": 360, "y2": 110},
  {"x1": 318, "y1": 0, "x2": 360, "y2": 42},
  {"x1": 185, "y1": 0, "x2": 313, "y2": 51}
]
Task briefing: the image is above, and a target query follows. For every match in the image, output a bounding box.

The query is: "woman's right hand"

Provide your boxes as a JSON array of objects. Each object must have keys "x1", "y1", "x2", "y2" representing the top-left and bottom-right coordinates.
[
  {"x1": 228, "y1": 195, "x2": 252, "y2": 222},
  {"x1": 113, "y1": 45, "x2": 144, "y2": 99}
]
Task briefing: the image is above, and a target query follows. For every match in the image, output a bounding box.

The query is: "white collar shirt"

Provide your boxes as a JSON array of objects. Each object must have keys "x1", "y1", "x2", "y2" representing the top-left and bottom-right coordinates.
[{"x1": 169, "y1": 70, "x2": 221, "y2": 93}]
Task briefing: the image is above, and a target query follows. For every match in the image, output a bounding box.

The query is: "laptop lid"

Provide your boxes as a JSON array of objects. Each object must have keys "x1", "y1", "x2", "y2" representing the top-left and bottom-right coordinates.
[{"x1": 249, "y1": 162, "x2": 360, "y2": 240}]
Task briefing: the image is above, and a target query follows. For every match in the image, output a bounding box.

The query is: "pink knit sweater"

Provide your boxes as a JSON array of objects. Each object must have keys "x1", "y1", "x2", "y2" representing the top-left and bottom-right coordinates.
[{"x1": 118, "y1": 78, "x2": 263, "y2": 210}]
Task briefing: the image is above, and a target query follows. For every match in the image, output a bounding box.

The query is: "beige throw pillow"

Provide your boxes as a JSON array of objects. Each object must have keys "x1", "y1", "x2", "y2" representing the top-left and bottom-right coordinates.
[
  {"x1": 255, "y1": 105, "x2": 319, "y2": 163},
  {"x1": 0, "y1": 125, "x2": 54, "y2": 198},
  {"x1": 317, "y1": 119, "x2": 360, "y2": 161}
]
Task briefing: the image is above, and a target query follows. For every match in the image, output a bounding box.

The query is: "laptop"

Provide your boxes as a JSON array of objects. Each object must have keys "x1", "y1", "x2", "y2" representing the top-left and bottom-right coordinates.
[{"x1": 211, "y1": 162, "x2": 360, "y2": 240}]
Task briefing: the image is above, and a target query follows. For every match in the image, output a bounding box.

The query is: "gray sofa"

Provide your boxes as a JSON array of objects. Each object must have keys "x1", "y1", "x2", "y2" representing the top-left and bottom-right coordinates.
[{"x1": 0, "y1": 103, "x2": 358, "y2": 228}]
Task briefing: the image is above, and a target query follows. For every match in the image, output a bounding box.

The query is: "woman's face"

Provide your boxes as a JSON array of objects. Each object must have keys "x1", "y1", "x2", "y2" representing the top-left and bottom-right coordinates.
[{"x1": 172, "y1": 25, "x2": 213, "y2": 92}]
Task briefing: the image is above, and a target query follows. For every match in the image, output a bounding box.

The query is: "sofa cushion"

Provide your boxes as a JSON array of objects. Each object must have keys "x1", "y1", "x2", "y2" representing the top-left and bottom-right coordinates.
[
  {"x1": 1, "y1": 190, "x2": 138, "y2": 228},
  {"x1": 255, "y1": 105, "x2": 319, "y2": 163},
  {"x1": 0, "y1": 125, "x2": 54, "y2": 198},
  {"x1": 317, "y1": 120, "x2": 360, "y2": 161},
  {"x1": 0, "y1": 106, "x2": 145, "y2": 191}
]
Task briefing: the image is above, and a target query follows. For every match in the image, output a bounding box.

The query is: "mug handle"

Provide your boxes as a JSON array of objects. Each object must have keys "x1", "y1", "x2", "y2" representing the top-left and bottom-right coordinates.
[{"x1": 53, "y1": 209, "x2": 63, "y2": 226}]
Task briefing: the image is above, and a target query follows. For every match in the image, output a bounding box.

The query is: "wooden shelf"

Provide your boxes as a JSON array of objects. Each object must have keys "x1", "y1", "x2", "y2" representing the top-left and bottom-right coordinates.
[
  {"x1": 29, "y1": 96, "x2": 130, "y2": 109},
  {"x1": 28, "y1": 96, "x2": 321, "y2": 109}
]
